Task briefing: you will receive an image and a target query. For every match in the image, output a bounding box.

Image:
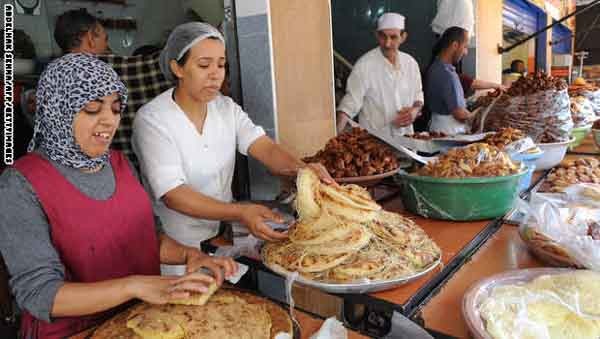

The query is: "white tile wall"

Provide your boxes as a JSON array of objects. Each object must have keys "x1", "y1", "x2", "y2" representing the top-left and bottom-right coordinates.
[
  {"x1": 3, "y1": 0, "x2": 192, "y2": 57},
  {"x1": 235, "y1": 0, "x2": 267, "y2": 18}
]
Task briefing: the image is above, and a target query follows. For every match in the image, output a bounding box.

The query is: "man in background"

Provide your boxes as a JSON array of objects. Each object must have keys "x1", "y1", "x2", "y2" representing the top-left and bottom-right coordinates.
[
  {"x1": 54, "y1": 8, "x2": 110, "y2": 55},
  {"x1": 502, "y1": 59, "x2": 526, "y2": 87},
  {"x1": 336, "y1": 12, "x2": 424, "y2": 138},
  {"x1": 425, "y1": 26, "x2": 472, "y2": 135}
]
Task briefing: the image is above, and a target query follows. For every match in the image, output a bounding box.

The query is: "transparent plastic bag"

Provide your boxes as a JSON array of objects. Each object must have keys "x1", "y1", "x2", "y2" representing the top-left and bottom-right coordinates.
[
  {"x1": 517, "y1": 183, "x2": 600, "y2": 270},
  {"x1": 476, "y1": 270, "x2": 600, "y2": 339},
  {"x1": 570, "y1": 96, "x2": 597, "y2": 127},
  {"x1": 464, "y1": 268, "x2": 600, "y2": 339},
  {"x1": 577, "y1": 88, "x2": 600, "y2": 115},
  {"x1": 481, "y1": 89, "x2": 573, "y2": 143}
]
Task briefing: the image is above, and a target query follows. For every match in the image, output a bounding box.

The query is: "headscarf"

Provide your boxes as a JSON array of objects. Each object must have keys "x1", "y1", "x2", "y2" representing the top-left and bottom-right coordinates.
[
  {"x1": 28, "y1": 53, "x2": 127, "y2": 170},
  {"x1": 159, "y1": 22, "x2": 225, "y2": 82}
]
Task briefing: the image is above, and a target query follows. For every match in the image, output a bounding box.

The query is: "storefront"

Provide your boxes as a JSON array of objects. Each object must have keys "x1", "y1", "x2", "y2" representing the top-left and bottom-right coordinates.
[{"x1": 502, "y1": 0, "x2": 549, "y2": 75}]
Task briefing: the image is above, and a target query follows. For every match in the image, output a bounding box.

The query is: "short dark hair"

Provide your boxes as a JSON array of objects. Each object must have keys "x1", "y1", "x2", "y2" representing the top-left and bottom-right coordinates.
[
  {"x1": 510, "y1": 59, "x2": 525, "y2": 72},
  {"x1": 431, "y1": 26, "x2": 468, "y2": 58},
  {"x1": 54, "y1": 8, "x2": 100, "y2": 52}
]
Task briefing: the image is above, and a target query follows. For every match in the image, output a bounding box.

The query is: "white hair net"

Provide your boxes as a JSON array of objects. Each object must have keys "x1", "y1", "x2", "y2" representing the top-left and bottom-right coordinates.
[{"x1": 159, "y1": 22, "x2": 225, "y2": 82}]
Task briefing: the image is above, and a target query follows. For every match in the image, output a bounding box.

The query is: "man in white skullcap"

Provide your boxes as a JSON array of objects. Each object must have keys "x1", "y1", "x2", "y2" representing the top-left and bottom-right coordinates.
[{"x1": 336, "y1": 12, "x2": 424, "y2": 138}]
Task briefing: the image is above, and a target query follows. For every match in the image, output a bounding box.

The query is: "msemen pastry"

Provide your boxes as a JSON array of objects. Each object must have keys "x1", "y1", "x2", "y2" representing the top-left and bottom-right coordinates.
[
  {"x1": 263, "y1": 168, "x2": 441, "y2": 284},
  {"x1": 91, "y1": 289, "x2": 291, "y2": 339}
]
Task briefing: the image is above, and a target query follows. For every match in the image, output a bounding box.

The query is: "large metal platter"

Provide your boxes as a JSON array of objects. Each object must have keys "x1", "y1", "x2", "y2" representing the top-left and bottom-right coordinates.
[{"x1": 261, "y1": 251, "x2": 441, "y2": 294}]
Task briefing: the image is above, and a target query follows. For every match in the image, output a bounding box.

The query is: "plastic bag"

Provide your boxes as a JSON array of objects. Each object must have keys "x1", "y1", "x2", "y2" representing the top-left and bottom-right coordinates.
[
  {"x1": 517, "y1": 183, "x2": 600, "y2": 270},
  {"x1": 570, "y1": 96, "x2": 597, "y2": 127},
  {"x1": 477, "y1": 270, "x2": 600, "y2": 339},
  {"x1": 571, "y1": 87, "x2": 600, "y2": 115},
  {"x1": 431, "y1": 0, "x2": 474, "y2": 36},
  {"x1": 214, "y1": 234, "x2": 264, "y2": 260},
  {"x1": 478, "y1": 88, "x2": 573, "y2": 143},
  {"x1": 309, "y1": 317, "x2": 348, "y2": 339}
]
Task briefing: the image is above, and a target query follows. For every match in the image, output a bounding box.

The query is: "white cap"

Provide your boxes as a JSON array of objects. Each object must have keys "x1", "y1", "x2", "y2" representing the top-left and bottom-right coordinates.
[{"x1": 377, "y1": 13, "x2": 405, "y2": 31}]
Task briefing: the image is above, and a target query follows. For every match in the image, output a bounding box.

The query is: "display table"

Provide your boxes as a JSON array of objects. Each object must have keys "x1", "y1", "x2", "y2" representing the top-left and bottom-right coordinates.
[
  {"x1": 418, "y1": 225, "x2": 544, "y2": 338},
  {"x1": 203, "y1": 150, "x2": 592, "y2": 338},
  {"x1": 414, "y1": 151, "x2": 599, "y2": 337},
  {"x1": 364, "y1": 198, "x2": 496, "y2": 315}
]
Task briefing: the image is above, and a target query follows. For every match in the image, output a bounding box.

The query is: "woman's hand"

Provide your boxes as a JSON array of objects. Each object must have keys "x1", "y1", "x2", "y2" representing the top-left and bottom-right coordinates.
[
  {"x1": 305, "y1": 162, "x2": 337, "y2": 186},
  {"x1": 126, "y1": 274, "x2": 211, "y2": 304},
  {"x1": 184, "y1": 249, "x2": 238, "y2": 285},
  {"x1": 238, "y1": 204, "x2": 288, "y2": 242}
]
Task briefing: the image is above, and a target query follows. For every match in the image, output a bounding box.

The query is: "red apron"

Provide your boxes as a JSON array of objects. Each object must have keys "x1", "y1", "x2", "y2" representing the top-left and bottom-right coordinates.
[{"x1": 13, "y1": 150, "x2": 160, "y2": 339}]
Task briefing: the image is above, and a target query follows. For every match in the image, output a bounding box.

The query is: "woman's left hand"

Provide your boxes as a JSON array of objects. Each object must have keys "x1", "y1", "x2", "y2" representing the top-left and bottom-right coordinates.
[{"x1": 185, "y1": 249, "x2": 238, "y2": 286}]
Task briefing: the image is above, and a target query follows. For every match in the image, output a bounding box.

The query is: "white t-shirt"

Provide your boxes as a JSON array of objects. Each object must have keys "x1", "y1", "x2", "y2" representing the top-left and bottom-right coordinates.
[
  {"x1": 132, "y1": 88, "x2": 265, "y2": 248},
  {"x1": 337, "y1": 48, "x2": 424, "y2": 138}
]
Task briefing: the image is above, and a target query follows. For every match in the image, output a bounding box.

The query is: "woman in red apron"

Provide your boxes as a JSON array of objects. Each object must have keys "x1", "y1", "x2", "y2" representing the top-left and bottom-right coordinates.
[{"x1": 0, "y1": 53, "x2": 236, "y2": 339}]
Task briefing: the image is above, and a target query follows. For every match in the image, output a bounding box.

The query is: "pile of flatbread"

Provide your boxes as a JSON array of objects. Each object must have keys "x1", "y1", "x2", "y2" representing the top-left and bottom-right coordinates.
[
  {"x1": 91, "y1": 288, "x2": 292, "y2": 339},
  {"x1": 262, "y1": 168, "x2": 441, "y2": 283}
]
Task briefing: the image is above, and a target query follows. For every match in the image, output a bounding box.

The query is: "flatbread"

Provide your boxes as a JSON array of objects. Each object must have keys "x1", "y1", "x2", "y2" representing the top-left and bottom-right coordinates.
[
  {"x1": 126, "y1": 305, "x2": 185, "y2": 339},
  {"x1": 263, "y1": 241, "x2": 353, "y2": 273},
  {"x1": 303, "y1": 224, "x2": 371, "y2": 255},
  {"x1": 91, "y1": 290, "x2": 291, "y2": 339},
  {"x1": 295, "y1": 168, "x2": 321, "y2": 220},
  {"x1": 168, "y1": 281, "x2": 218, "y2": 306}
]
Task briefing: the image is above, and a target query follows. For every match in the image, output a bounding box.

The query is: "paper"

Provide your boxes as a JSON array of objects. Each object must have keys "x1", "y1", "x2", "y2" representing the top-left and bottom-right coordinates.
[
  {"x1": 227, "y1": 261, "x2": 248, "y2": 284},
  {"x1": 309, "y1": 317, "x2": 348, "y2": 339}
]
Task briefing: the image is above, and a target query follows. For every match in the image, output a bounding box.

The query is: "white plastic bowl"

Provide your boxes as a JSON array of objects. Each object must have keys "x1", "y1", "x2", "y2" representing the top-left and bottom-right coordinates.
[{"x1": 534, "y1": 138, "x2": 575, "y2": 170}]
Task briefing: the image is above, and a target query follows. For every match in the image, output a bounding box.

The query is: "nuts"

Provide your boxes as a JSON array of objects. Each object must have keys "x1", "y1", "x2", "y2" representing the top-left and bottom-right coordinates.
[
  {"x1": 484, "y1": 128, "x2": 526, "y2": 149},
  {"x1": 416, "y1": 143, "x2": 520, "y2": 178},
  {"x1": 541, "y1": 157, "x2": 600, "y2": 192},
  {"x1": 303, "y1": 127, "x2": 399, "y2": 179}
]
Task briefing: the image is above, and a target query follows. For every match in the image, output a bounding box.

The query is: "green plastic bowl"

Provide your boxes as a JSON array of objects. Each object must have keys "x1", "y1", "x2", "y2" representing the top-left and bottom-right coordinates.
[
  {"x1": 569, "y1": 125, "x2": 592, "y2": 150},
  {"x1": 397, "y1": 169, "x2": 527, "y2": 221}
]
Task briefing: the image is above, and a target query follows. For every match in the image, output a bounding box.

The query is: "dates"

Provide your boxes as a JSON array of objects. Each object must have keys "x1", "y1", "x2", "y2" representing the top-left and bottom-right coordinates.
[
  {"x1": 303, "y1": 127, "x2": 399, "y2": 178},
  {"x1": 484, "y1": 128, "x2": 527, "y2": 149},
  {"x1": 507, "y1": 72, "x2": 567, "y2": 97}
]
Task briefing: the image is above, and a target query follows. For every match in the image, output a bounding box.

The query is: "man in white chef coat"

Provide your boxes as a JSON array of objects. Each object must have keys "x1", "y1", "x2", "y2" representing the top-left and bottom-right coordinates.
[{"x1": 336, "y1": 12, "x2": 424, "y2": 138}]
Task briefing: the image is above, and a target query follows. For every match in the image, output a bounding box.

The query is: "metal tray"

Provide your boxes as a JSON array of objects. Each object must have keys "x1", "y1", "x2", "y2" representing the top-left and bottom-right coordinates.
[{"x1": 262, "y1": 253, "x2": 441, "y2": 294}]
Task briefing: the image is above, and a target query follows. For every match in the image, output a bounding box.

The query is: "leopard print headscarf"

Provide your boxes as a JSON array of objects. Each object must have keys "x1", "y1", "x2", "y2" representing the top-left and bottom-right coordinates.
[{"x1": 28, "y1": 53, "x2": 128, "y2": 169}]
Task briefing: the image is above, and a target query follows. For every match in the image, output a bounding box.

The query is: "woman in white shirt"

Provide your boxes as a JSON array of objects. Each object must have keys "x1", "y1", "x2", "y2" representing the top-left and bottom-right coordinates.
[{"x1": 132, "y1": 22, "x2": 332, "y2": 255}]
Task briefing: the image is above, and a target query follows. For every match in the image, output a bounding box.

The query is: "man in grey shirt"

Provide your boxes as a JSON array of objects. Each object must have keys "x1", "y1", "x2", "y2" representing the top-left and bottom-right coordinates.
[{"x1": 425, "y1": 26, "x2": 472, "y2": 135}]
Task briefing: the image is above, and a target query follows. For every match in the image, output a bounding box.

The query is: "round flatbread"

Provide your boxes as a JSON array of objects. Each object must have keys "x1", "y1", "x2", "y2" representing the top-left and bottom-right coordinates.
[
  {"x1": 303, "y1": 224, "x2": 371, "y2": 255},
  {"x1": 91, "y1": 290, "x2": 289, "y2": 339},
  {"x1": 295, "y1": 168, "x2": 321, "y2": 220}
]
